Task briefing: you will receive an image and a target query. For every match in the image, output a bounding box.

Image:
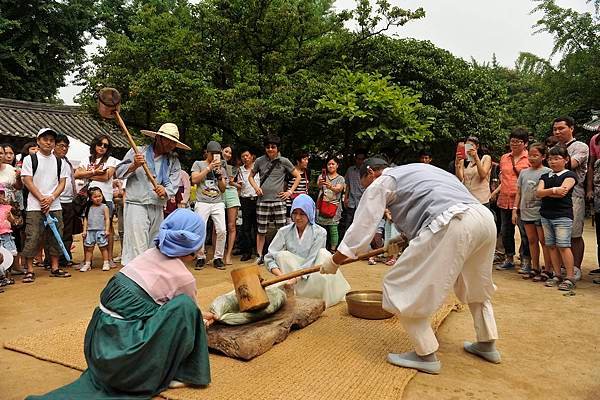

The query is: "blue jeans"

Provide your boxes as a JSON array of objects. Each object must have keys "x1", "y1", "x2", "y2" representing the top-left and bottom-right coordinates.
[
  {"x1": 499, "y1": 208, "x2": 530, "y2": 258},
  {"x1": 541, "y1": 217, "x2": 572, "y2": 248}
]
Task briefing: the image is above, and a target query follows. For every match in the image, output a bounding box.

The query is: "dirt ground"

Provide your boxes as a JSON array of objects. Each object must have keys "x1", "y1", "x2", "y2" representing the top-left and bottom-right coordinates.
[{"x1": 2, "y1": 225, "x2": 600, "y2": 400}]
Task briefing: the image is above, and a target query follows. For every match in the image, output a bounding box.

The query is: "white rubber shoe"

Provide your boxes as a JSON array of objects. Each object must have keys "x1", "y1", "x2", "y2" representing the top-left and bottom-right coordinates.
[{"x1": 387, "y1": 352, "x2": 441, "y2": 374}]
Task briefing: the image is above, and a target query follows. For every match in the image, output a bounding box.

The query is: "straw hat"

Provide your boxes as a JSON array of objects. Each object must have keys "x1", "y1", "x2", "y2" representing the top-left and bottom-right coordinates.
[{"x1": 141, "y1": 123, "x2": 191, "y2": 151}]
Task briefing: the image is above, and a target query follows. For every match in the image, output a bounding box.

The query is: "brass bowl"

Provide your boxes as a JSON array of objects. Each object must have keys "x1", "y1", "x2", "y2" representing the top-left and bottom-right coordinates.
[{"x1": 346, "y1": 290, "x2": 394, "y2": 320}]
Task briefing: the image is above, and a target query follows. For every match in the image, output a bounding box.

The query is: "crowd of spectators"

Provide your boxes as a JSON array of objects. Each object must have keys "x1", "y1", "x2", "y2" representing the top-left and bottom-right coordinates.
[{"x1": 2, "y1": 116, "x2": 600, "y2": 295}]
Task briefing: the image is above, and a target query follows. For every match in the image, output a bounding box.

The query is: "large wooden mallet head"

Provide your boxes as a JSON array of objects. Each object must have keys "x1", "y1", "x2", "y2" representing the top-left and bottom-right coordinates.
[
  {"x1": 231, "y1": 265, "x2": 270, "y2": 312},
  {"x1": 97, "y1": 87, "x2": 122, "y2": 119}
]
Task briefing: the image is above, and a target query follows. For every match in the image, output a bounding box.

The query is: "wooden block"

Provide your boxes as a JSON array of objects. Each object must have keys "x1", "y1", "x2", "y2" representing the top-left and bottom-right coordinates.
[{"x1": 207, "y1": 289, "x2": 325, "y2": 360}]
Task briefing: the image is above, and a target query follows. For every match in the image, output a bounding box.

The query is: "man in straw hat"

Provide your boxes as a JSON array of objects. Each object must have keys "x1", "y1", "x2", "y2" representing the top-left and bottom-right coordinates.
[
  {"x1": 116, "y1": 123, "x2": 190, "y2": 265},
  {"x1": 320, "y1": 158, "x2": 501, "y2": 374}
]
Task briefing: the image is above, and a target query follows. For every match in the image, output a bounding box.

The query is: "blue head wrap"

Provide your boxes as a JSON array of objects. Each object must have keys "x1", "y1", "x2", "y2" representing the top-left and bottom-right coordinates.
[
  {"x1": 290, "y1": 194, "x2": 316, "y2": 225},
  {"x1": 154, "y1": 209, "x2": 206, "y2": 257}
]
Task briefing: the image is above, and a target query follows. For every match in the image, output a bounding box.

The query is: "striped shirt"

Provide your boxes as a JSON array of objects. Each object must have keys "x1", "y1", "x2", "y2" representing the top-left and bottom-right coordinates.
[{"x1": 286, "y1": 170, "x2": 309, "y2": 207}]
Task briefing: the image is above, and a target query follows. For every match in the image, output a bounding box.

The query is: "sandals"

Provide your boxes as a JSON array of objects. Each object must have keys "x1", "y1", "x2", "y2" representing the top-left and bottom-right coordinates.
[
  {"x1": 534, "y1": 271, "x2": 552, "y2": 283},
  {"x1": 0, "y1": 277, "x2": 15, "y2": 286},
  {"x1": 49, "y1": 268, "x2": 71, "y2": 278},
  {"x1": 385, "y1": 257, "x2": 397, "y2": 266},
  {"x1": 523, "y1": 269, "x2": 540, "y2": 280},
  {"x1": 23, "y1": 272, "x2": 35, "y2": 283},
  {"x1": 558, "y1": 279, "x2": 575, "y2": 291},
  {"x1": 367, "y1": 257, "x2": 377, "y2": 265},
  {"x1": 544, "y1": 276, "x2": 561, "y2": 287}
]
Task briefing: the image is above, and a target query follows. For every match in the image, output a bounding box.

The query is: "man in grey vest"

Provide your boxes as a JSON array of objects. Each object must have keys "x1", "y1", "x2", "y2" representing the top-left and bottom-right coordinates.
[{"x1": 321, "y1": 158, "x2": 500, "y2": 374}]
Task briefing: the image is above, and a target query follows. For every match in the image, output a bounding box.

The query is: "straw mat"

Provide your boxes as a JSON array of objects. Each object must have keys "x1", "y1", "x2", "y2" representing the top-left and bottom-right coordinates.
[{"x1": 4, "y1": 263, "x2": 460, "y2": 400}]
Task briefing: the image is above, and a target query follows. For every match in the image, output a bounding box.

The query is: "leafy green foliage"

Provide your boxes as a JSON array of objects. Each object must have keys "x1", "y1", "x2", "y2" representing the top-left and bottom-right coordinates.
[
  {"x1": 317, "y1": 69, "x2": 432, "y2": 146},
  {"x1": 511, "y1": 0, "x2": 600, "y2": 139},
  {"x1": 0, "y1": 0, "x2": 97, "y2": 101}
]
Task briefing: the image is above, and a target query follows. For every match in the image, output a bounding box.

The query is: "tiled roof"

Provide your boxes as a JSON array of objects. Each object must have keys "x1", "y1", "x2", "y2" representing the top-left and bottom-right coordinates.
[{"x1": 0, "y1": 97, "x2": 129, "y2": 148}]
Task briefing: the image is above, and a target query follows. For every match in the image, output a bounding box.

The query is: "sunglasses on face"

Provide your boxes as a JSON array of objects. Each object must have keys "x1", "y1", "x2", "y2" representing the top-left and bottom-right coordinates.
[
  {"x1": 97, "y1": 143, "x2": 110, "y2": 149},
  {"x1": 265, "y1": 144, "x2": 277, "y2": 149}
]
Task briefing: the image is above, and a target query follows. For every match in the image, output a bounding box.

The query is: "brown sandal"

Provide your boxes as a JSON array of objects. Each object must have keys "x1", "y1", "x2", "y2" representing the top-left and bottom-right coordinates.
[
  {"x1": 23, "y1": 272, "x2": 35, "y2": 283},
  {"x1": 49, "y1": 269, "x2": 71, "y2": 278}
]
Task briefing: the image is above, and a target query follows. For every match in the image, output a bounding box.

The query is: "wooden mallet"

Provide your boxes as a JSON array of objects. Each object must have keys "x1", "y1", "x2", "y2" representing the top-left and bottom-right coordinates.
[
  {"x1": 231, "y1": 236, "x2": 406, "y2": 312},
  {"x1": 97, "y1": 87, "x2": 161, "y2": 192}
]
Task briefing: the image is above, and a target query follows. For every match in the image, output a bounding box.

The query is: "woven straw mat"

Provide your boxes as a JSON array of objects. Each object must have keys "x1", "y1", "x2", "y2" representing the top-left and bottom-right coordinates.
[{"x1": 4, "y1": 263, "x2": 460, "y2": 400}]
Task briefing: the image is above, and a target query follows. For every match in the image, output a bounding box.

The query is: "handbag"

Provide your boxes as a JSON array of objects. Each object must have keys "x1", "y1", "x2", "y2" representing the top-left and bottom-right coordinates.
[
  {"x1": 72, "y1": 183, "x2": 89, "y2": 216},
  {"x1": 317, "y1": 194, "x2": 338, "y2": 218}
]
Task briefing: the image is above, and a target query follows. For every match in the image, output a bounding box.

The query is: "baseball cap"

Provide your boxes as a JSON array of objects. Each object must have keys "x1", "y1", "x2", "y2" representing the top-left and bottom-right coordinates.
[
  {"x1": 206, "y1": 141, "x2": 222, "y2": 153},
  {"x1": 37, "y1": 128, "x2": 58, "y2": 139},
  {"x1": 359, "y1": 157, "x2": 389, "y2": 177}
]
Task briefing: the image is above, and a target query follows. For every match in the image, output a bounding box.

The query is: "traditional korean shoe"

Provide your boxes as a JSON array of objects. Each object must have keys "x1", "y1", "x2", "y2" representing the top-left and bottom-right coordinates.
[
  {"x1": 463, "y1": 341, "x2": 501, "y2": 364},
  {"x1": 387, "y1": 352, "x2": 441, "y2": 374}
]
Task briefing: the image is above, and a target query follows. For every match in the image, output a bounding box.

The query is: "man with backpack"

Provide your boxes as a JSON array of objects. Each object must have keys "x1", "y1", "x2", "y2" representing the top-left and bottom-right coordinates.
[
  {"x1": 20, "y1": 128, "x2": 71, "y2": 283},
  {"x1": 52, "y1": 134, "x2": 79, "y2": 267}
]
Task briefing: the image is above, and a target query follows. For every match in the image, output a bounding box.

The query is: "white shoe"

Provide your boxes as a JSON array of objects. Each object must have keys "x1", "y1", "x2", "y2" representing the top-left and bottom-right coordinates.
[
  {"x1": 113, "y1": 256, "x2": 121, "y2": 263},
  {"x1": 79, "y1": 263, "x2": 91, "y2": 272},
  {"x1": 574, "y1": 267, "x2": 582, "y2": 281},
  {"x1": 168, "y1": 380, "x2": 187, "y2": 389},
  {"x1": 102, "y1": 263, "x2": 111, "y2": 271}
]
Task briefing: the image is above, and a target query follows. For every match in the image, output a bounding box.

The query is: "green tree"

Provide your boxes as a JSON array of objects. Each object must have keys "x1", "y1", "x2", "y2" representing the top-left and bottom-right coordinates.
[
  {"x1": 511, "y1": 0, "x2": 600, "y2": 137},
  {"x1": 0, "y1": 0, "x2": 97, "y2": 101},
  {"x1": 316, "y1": 69, "x2": 432, "y2": 155},
  {"x1": 78, "y1": 0, "x2": 427, "y2": 158},
  {"x1": 350, "y1": 36, "x2": 510, "y2": 157}
]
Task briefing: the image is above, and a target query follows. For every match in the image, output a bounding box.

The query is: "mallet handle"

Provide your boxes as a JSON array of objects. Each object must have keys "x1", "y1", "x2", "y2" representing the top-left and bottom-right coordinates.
[
  {"x1": 260, "y1": 246, "x2": 388, "y2": 288},
  {"x1": 114, "y1": 112, "x2": 160, "y2": 191}
]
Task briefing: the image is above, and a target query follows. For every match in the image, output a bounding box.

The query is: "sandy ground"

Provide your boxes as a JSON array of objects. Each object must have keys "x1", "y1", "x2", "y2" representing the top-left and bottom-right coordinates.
[{"x1": 2, "y1": 225, "x2": 600, "y2": 400}]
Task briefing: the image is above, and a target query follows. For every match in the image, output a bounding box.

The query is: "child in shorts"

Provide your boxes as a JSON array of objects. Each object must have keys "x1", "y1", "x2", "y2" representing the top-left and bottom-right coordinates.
[
  {"x1": 537, "y1": 145, "x2": 577, "y2": 291},
  {"x1": 0, "y1": 185, "x2": 17, "y2": 286},
  {"x1": 0, "y1": 185, "x2": 17, "y2": 257},
  {"x1": 80, "y1": 187, "x2": 111, "y2": 272},
  {"x1": 512, "y1": 143, "x2": 552, "y2": 280}
]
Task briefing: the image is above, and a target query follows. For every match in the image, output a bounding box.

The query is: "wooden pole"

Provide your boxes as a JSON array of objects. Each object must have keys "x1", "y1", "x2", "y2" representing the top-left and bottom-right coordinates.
[
  {"x1": 113, "y1": 112, "x2": 160, "y2": 191},
  {"x1": 259, "y1": 246, "x2": 389, "y2": 287}
]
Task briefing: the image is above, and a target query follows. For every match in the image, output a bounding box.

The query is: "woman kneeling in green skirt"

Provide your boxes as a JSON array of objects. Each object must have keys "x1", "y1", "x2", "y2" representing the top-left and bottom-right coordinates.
[{"x1": 28, "y1": 208, "x2": 214, "y2": 399}]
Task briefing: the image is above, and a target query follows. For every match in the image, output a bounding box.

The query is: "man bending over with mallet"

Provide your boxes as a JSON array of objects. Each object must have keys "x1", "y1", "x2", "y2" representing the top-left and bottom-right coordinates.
[{"x1": 320, "y1": 158, "x2": 501, "y2": 374}]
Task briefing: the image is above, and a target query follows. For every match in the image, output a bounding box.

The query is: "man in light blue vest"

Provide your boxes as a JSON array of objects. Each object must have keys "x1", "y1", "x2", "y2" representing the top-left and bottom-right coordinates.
[{"x1": 321, "y1": 158, "x2": 500, "y2": 374}]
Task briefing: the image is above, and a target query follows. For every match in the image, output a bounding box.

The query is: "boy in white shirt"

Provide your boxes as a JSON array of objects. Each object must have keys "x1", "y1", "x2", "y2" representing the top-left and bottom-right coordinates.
[{"x1": 20, "y1": 128, "x2": 71, "y2": 283}]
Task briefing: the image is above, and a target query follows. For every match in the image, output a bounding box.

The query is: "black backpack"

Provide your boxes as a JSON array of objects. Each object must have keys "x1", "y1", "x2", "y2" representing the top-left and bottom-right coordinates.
[{"x1": 22, "y1": 153, "x2": 62, "y2": 207}]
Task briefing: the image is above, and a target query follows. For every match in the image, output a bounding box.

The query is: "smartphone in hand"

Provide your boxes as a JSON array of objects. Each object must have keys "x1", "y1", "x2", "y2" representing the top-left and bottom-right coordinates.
[
  {"x1": 464, "y1": 143, "x2": 474, "y2": 162},
  {"x1": 456, "y1": 143, "x2": 466, "y2": 160}
]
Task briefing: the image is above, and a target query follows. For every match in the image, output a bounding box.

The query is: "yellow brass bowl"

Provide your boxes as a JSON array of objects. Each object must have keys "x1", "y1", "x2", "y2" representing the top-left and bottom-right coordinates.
[{"x1": 346, "y1": 290, "x2": 394, "y2": 320}]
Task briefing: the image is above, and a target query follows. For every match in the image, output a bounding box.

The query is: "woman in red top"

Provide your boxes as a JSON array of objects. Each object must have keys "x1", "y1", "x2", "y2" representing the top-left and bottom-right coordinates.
[{"x1": 494, "y1": 128, "x2": 532, "y2": 271}]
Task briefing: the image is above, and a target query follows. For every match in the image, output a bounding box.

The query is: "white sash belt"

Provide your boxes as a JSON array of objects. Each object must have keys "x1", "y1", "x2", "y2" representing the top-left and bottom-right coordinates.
[{"x1": 99, "y1": 302, "x2": 125, "y2": 319}]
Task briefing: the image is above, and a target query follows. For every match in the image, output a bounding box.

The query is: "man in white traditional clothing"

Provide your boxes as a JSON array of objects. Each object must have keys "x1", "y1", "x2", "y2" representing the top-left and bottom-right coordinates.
[
  {"x1": 265, "y1": 194, "x2": 350, "y2": 307},
  {"x1": 320, "y1": 158, "x2": 500, "y2": 374},
  {"x1": 115, "y1": 123, "x2": 189, "y2": 265}
]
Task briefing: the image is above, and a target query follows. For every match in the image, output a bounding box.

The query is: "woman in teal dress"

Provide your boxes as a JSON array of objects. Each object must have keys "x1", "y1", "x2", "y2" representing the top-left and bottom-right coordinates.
[{"x1": 28, "y1": 208, "x2": 214, "y2": 399}]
